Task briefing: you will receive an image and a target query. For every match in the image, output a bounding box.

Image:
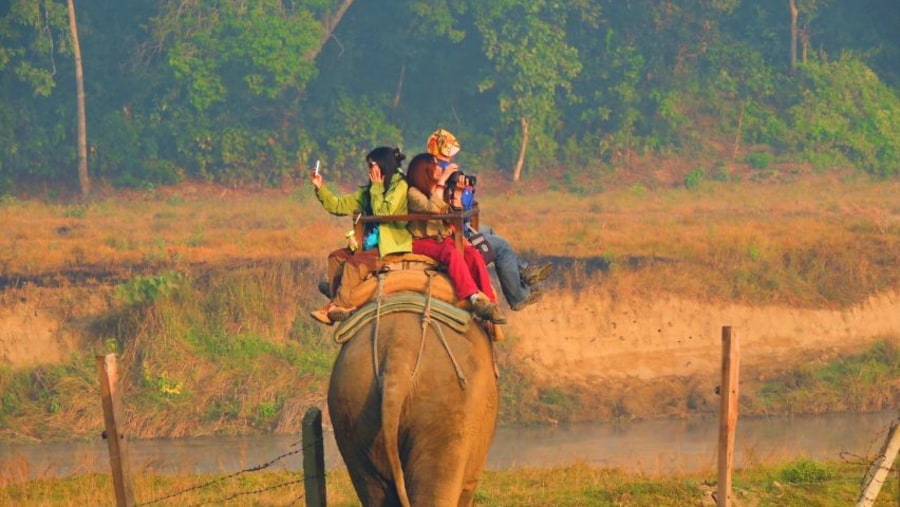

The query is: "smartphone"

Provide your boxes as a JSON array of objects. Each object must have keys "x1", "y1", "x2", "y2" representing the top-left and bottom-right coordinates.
[{"x1": 314, "y1": 160, "x2": 320, "y2": 177}]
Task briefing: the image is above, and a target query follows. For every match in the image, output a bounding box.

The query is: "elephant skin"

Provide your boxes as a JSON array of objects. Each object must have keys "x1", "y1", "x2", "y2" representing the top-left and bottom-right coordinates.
[{"x1": 327, "y1": 311, "x2": 498, "y2": 507}]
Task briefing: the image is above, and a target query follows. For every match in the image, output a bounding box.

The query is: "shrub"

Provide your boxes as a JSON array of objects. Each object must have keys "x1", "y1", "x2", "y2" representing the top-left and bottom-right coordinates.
[
  {"x1": 115, "y1": 272, "x2": 184, "y2": 307},
  {"x1": 778, "y1": 460, "x2": 836, "y2": 484},
  {"x1": 684, "y1": 168, "x2": 704, "y2": 189},
  {"x1": 746, "y1": 152, "x2": 771, "y2": 169},
  {"x1": 786, "y1": 57, "x2": 900, "y2": 177}
]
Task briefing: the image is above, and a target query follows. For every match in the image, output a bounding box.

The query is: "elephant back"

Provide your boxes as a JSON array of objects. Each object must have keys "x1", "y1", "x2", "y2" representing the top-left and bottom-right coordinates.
[
  {"x1": 343, "y1": 254, "x2": 462, "y2": 308},
  {"x1": 332, "y1": 253, "x2": 487, "y2": 344}
]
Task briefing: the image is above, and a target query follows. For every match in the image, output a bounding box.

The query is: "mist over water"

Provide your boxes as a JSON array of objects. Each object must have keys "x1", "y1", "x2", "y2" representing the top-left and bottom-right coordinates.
[{"x1": 2, "y1": 411, "x2": 895, "y2": 479}]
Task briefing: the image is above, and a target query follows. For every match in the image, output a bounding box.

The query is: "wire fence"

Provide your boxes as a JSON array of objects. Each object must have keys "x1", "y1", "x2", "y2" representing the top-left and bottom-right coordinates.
[{"x1": 135, "y1": 438, "x2": 319, "y2": 507}]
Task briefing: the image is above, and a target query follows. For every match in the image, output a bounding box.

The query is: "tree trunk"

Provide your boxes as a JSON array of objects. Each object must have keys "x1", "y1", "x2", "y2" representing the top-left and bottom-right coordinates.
[
  {"x1": 788, "y1": 0, "x2": 798, "y2": 75},
  {"x1": 305, "y1": 0, "x2": 354, "y2": 62},
  {"x1": 67, "y1": 0, "x2": 89, "y2": 197},
  {"x1": 800, "y1": 28, "x2": 809, "y2": 64},
  {"x1": 512, "y1": 117, "x2": 529, "y2": 182}
]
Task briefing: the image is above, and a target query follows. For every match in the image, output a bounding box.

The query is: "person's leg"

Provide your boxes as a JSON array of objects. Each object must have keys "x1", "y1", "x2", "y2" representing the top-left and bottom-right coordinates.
[
  {"x1": 326, "y1": 248, "x2": 353, "y2": 297},
  {"x1": 479, "y1": 226, "x2": 531, "y2": 308},
  {"x1": 414, "y1": 238, "x2": 478, "y2": 300},
  {"x1": 414, "y1": 238, "x2": 505, "y2": 323},
  {"x1": 333, "y1": 249, "x2": 380, "y2": 309},
  {"x1": 463, "y1": 245, "x2": 497, "y2": 304}
]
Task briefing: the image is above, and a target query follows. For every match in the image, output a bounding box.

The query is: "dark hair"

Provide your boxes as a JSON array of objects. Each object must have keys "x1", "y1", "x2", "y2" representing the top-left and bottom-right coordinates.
[
  {"x1": 363, "y1": 146, "x2": 406, "y2": 215},
  {"x1": 366, "y1": 146, "x2": 406, "y2": 185},
  {"x1": 407, "y1": 153, "x2": 440, "y2": 198}
]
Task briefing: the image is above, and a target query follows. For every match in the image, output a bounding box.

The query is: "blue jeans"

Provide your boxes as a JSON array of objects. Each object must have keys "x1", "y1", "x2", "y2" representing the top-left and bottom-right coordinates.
[{"x1": 478, "y1": 225, "x2": 532, "y2": 308}]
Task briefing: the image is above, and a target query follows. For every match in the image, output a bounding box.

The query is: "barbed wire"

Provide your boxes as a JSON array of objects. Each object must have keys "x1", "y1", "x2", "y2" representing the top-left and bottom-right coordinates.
[
  {"x1": 136, "y1": 438, "x2": 319, "y2": 506},
  {"x1": 183, "y1": 477, "x2": 307, "y2": 507},
  {"x1": 840, "y1": 450, "x2": 898, "y2": 474}
]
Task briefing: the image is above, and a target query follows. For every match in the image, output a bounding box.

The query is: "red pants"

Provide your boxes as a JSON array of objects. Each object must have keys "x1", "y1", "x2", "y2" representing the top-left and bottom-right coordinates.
[{"x1": 412, "y1": 237, "x2": 497, "y2": 303}]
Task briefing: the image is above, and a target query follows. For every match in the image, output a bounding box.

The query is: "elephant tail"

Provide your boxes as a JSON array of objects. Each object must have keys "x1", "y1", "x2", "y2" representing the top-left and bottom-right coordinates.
[{"x1": 381, "y1": 356, "x2": 413, "y2": 507}]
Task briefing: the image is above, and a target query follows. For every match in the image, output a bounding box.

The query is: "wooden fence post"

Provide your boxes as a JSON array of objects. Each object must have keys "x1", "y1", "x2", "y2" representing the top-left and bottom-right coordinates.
[
  {"x1": 717, "y1": 326, "x2": 740, "y2": 507},
  {"x1": 856, "y1": 418, "x2": 900, "y2": 507},
  {"x1": 303, "y1": 407, "x2": 327, "y2": 507},
  {"x1": 96, "y1": 354, "x2": 136, "y2": 507}
]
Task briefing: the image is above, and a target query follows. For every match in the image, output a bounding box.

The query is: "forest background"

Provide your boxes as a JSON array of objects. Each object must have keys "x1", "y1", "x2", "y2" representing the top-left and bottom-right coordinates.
[
  {"x1": 1, "y1": 0, "x2": 899, "y2": 444},
  {"x1": 1, "y1": 0, "x2": 899, "y2": 195}
]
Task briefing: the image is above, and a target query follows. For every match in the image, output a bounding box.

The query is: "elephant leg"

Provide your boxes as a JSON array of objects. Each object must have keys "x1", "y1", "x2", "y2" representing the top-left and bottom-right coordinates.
[
  {"x1": 405, "y1": 449, "x2": 468, "y2": 507},
  {"x1": 341, "y1": 450, "x2": 399, "y2": 507},
  {"x1": 457, "y1": 480, "x2": 479, "y2": 507}
]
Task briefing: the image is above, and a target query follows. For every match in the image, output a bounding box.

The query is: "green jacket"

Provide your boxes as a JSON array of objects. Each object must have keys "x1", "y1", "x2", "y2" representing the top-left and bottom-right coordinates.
[{"x1": 315, "y1": 172, "x2": 412, "y2": 257}]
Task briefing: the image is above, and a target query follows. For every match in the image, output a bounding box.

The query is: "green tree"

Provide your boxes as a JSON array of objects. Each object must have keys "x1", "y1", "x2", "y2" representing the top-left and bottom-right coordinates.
[{"x1": 470, "y1": 0, "x2": 582, "y2": 181}]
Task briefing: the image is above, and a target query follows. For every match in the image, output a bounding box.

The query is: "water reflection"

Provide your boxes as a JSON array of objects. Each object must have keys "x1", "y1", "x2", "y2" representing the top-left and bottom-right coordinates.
[{"x1": 2, "y1": 411, "x2": 896, "y2": 479}]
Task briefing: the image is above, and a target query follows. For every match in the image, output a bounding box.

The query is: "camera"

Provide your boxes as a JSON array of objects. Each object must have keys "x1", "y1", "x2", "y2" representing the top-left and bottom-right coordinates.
[
  {"x1": 444, "y1": 171, "x2": 477, "y2": 212},
  {"x1": 445, "y1": 171, "x2": 476, "y2": 190}
]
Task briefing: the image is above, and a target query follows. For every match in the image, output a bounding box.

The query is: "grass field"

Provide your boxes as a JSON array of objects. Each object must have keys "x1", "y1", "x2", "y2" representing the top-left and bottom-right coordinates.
[
  {"x1": 1, "y1": 459, "x2": 897, "y2": 506},
  {"x1": 3, "y1": 171, "x2": 898, "y2": 307}
]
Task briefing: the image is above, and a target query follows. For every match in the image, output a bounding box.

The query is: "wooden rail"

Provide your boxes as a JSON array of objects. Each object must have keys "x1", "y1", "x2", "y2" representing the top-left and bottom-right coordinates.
[{"x1": 352, "y1": 207, "x2": 480, "y2": 254}]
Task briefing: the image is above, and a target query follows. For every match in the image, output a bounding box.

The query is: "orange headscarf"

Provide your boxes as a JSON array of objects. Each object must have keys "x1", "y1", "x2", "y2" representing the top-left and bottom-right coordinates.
[{"x1": 426, "y1": 128, "x2": 461, "y2": 159}]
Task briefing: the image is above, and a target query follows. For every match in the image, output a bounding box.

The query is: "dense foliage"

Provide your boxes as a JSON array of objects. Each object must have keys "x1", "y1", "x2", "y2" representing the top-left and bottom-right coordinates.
[{"x1": 1, "y1": 0, "x2": 898, "y2": 193}]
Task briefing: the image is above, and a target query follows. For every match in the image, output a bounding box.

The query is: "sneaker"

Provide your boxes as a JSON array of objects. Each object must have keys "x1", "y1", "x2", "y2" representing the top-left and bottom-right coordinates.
[
  {"x1": 470, "y1": 293, "x2": 508, "y2": 325},
  {"x1": 520, "y1": 263, "x2": 552, "y2": 286},
  {"x1": 510, "y1": 287, "x2": 542, "y2": 311},
  {"x1": 317, "y1": 281, "x2": 332, "y2": 298},
  {"x1": 326, "y1": 304, "x2": 355, "y2": 322},
  {"x1": 309, "y1": 307, "x2": 333, "y2": 325}
]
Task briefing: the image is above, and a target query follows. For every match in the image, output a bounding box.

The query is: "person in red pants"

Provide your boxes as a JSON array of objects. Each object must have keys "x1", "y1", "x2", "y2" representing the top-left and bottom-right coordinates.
[{"x1": 405, "y1": 153, "x2": 506, "y2": 324}]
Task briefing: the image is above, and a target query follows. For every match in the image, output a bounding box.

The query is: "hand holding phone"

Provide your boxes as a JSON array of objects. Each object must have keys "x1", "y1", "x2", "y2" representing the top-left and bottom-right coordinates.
[{"x1": 310, "y1": 160, "x2": 323, "y2": 189}]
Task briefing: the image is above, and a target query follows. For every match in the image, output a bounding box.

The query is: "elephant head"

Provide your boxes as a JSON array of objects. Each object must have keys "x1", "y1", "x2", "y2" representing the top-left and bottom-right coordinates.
[{"x1": 327, "y1": 296, "x2": 499, "y2": 507}]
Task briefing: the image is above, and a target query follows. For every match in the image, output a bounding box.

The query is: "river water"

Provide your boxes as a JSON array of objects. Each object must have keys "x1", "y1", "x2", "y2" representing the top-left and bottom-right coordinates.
[{"x1": 1, "y1": 411, "x2": 896, "y2": 479}]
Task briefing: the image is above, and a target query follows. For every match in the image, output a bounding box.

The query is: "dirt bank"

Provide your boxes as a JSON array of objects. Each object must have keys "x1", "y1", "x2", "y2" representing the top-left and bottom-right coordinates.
[
  {"x1": 3, "y1": 278, "x2": 898, "y2": 388},
  {"x1": 506, "y1": 286, "x2": 900, "y2": 385}
]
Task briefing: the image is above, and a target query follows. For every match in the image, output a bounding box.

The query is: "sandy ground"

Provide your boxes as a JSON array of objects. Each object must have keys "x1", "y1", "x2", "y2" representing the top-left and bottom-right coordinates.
[{"x1": 505, "y1": 287, "x2": 900, "y2": 387}]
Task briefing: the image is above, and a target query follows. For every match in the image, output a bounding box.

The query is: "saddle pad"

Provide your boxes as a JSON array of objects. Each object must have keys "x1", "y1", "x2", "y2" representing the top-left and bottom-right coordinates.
[{"x1": 333, "y1": 292, "x2": 472, "y2": 344}]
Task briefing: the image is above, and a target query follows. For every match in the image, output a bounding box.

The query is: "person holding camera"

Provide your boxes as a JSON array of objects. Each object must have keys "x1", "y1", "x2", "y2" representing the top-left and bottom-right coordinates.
[
  {"x1": 426, "y1": 128, "x2": 551, "y2": 311},
  {"x1": 405, "y1": 153, "x2": 506, "y2": 324}
]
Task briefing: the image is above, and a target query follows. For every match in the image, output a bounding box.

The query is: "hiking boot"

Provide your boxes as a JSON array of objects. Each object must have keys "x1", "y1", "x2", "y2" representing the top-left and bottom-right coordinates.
[
  {"x1": 510, "y1": 287, "x2": 542, "y2": 311},
  {"x1": 471, "y1": 293, "x2": 507, "y2": 325},
  {"x1": 326, "y1": 304, "x2": 355, "y2": 322},
  {"x1": 520, "y1": 263, "x2": 552, "y2": 286},
  {"x1": 317, "y1": 281, "x2": 332, "y2": 298}
]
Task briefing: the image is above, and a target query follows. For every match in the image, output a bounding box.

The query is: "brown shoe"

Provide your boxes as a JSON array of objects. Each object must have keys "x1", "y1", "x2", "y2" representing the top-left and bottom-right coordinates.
[
  {"x1": 471, "y1": 293, "x2": 507, "y2": 325},
  {"x1": 309, "y1": 307, "x2": 333, "y2": 325},
  {"x1": 520, "y1": 263, "x2": 552, "y2": 286},
  {"x1": 327, "y1": 304, "x2": 355, "y2": 322},
  {"x1": 510, "y1": 287, "x2": 542, "y2": 311}
]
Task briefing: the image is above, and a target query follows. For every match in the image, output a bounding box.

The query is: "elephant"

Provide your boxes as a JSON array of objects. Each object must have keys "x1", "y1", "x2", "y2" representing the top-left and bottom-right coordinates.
[{"x1": 327, "y1": 303, "x2": 499, "y2": 507}]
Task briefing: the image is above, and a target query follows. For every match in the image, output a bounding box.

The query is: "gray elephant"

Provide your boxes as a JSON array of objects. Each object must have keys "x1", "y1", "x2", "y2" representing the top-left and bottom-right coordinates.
[{"x1": 328, "y1": 301, "x2": 499, "y2": 507}]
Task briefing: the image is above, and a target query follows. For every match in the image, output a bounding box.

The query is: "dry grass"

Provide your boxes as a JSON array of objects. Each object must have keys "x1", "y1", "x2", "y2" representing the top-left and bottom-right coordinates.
[
  {"x1": 2, "y1": 459, "x2": 897, "y2": 506},
  {"x1": 3, "y1": 174, "x2": 898, "y2": 310}
]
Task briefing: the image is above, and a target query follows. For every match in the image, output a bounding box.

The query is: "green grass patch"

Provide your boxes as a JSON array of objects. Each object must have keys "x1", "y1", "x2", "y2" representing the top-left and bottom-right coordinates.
[{"x1": 754, "y1": 339, "x2": 899, "y2": 414}]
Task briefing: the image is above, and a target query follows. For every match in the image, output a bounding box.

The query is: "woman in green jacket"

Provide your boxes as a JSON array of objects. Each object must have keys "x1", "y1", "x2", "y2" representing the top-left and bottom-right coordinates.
[{"x1": 310, "y1": 146, "x2": 411, "y2": 324}]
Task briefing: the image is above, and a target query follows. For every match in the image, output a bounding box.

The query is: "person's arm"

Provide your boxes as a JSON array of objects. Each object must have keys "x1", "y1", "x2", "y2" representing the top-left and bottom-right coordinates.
[
  {"x1": 408, "y1": 186, "x2": 448, "y2": 214},
  {"x1": 315, "y1": 184, "x2": 366, "y2": 216}
]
